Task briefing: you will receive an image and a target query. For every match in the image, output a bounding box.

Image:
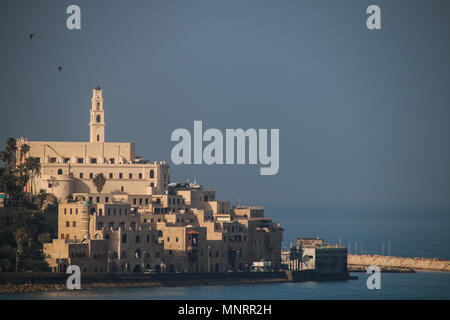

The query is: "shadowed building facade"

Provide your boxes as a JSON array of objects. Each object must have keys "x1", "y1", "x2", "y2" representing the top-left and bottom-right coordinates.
[{"x1": 39, "y1": 88, "x2": 283, "y2": 273}]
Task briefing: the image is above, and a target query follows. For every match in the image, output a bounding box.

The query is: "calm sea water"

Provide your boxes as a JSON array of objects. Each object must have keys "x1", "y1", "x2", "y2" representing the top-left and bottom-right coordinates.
[
  {"x1": 268, "y1": 206, "x2": 450, "y2": 260},
  {"x1": 1, "y1": 272, "x2": 449, "y2": 300}
]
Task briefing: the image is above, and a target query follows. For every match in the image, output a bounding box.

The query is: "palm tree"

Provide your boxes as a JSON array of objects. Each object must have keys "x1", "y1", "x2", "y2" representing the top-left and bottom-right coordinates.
[
  {"x1": 93, "y1": 173, "x2": 106, "y2": 193},
  {"x1": 20, "y1": 144, "x2": 30, "y2": 164},
  {"x1": 0, "y1": 138, "x2": 17, "y2": 200},
  {"x1": 25, "y1": 156, "x2": 41, "y2": 199}
]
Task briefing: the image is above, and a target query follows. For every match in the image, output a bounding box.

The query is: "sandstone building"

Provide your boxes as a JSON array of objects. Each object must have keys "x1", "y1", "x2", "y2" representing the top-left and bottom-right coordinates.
[{"x1": 20, "y1": 87, "x2": 283, "y2": 273}]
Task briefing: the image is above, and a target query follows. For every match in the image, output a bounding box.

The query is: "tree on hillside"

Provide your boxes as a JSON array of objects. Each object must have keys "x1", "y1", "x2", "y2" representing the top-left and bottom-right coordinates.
[
  {"x1": 25, "y1": 156, "x2": 41, "y2": 199},
  {"x1": 0, "y1": 138, "x2": 17, "y2": 201},
  {"x1": 93, "y1": 173, "x2": 106, "y2": 193}
]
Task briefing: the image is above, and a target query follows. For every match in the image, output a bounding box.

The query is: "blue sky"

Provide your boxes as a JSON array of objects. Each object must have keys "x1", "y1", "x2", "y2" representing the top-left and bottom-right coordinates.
[{"x1": 1, "y1": 0, "x2": 449, "y2": 212}]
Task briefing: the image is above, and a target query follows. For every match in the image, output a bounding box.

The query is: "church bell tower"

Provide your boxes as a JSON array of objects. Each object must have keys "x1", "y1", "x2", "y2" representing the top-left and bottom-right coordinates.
[{"x1": 89, "y1": 86, "x2": 105, "y2": 143}]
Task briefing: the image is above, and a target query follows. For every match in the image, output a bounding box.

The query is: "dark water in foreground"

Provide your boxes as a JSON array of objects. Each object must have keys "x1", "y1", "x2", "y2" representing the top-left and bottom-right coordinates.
[{"x1": 1, "y1": 272, "x2": 449, "y2": 300}]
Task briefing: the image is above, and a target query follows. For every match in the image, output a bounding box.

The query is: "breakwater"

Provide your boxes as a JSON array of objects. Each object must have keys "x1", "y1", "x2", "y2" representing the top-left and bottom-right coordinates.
[
  {"x1": 348, "y1": 255, "x2": 450, "y2": 272},
  {"x1": 0, "y1": 270, "x2": 353, "y2": 293}
]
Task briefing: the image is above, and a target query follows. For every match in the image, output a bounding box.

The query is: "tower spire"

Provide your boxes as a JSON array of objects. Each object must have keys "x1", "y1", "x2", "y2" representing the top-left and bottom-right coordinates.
[{"x1": 89, "y1": 86, "x2": 105, "y2": 143}]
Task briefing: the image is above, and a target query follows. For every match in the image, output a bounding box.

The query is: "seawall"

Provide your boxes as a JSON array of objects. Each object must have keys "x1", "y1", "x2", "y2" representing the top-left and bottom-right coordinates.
[
  {"x1": 348, "y1": 254, "x2": 450, "y2": 272},
  {"x1": 0, "y1": 271, "x2": 353, "y2": 293}
]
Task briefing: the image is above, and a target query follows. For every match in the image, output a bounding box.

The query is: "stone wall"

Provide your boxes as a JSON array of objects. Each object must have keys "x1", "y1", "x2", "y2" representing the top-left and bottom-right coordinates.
[{"x1": 348, "y1": 254, "x2": 450, "y2": 272}]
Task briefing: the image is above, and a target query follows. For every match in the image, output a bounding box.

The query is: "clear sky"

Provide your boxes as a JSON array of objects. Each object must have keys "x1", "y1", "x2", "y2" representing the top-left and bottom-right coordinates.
[{"x1": 1, "y1": 0, "x2": 449, "y2": 212}]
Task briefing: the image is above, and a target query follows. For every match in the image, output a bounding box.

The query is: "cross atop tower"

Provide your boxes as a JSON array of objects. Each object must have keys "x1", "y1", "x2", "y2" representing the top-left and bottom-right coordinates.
[{"x1": 89, "y1": 86, "x2": 105, "y2": 143}]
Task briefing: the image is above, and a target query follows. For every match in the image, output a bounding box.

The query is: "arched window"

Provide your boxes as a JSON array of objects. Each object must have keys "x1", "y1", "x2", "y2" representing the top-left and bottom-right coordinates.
[
  {"x1": 96, "y1": 102, "x2": 100, "y2": 110},
  {"x1": 135, "y1": 249, "x2": 141, "y2": 259},
  {"x1": 57, "y1": 168, "x2": 63, "y2": 175},
  {"x1": 122, "y1": 234, "x2": 127, "y2": 243},
  {"x1": 149, "y1": 169, "x2": 154, "y2": 179},
  {"x1": 96, "y1": 115, "x2": 101, "y2": 123}
]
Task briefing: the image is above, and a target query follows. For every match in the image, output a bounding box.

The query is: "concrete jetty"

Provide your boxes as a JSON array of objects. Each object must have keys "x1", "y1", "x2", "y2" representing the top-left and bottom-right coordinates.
[{"x1": 348, "y1": 254, "x2": 450, "y2": 272}]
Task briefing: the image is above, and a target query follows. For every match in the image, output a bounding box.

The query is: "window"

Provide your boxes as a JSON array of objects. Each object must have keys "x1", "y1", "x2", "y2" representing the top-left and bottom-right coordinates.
[
  {"x1": 79, "y1": 172, "x2": 83, "y2": 179},
  {"x1": 129, "y1": 173, "x2": 133, "y2": 179},
  {"x1": 50, "y1": 157, "x2": 56, "y2": 163},
  {"x1": 105, "y1": 197, "x2": 109, "y2": 203},
  {"x1": 119, "y1": 173, "x2": 123, "y2": 179},
  {"x1": 133, "y1": 198, "x2": 137, "y2": 205},
  {"x1": 96, "y1": 115, "x2": 101, "y2": 123},
  {"x1": 89, "y1": 173, "x2": 93, "y2": 179},
  {"x1": 73, "y1": 222, "x2": 76, "y2": 227},
  {"x1": 109, "y1": 158, "x2": 115, "y2": 164},
  {"x1": 145, "y1": 199, "x2": 149, "y2": 205},
  {"x1": 136, "y1": 235, "x2": 140, "y2": 243},
  {"x1": 109, "y1": 173, "x2": 113, "y2": 179},
  {"x1": 167, "y1": 237, "x2": 170, "y2": 242},
  {"x1": 91, "y1": 158, "x2": 97, "y2": 164},
  {"x1": 97, "y1": 135, "x2": 100, "y2": 141},
  {"x1": 149, "y1": 170, "x2": 154, "y2": 179},
  {"x1": 64, "y1": 208, "x2": 67, "y2": 214},
  {"x1": 63, "y1": 158, "x2": 70, "y2": 163},
  {"x1": 122, "y1": 234, "x2": 127, "y2": 244},
  {"x1": 139, "y1": 198, "x2": 143, "y2": 205},
  {"x1": 176, "y1": 237, "x2": 178, "y2": 242},
  {"x1": 96, "y1": 197, "x2": 100, "y2": 203},
  {"x1": 99, "y1": 208, "x2": 103, "y2": 215},
  {"x1": 57, "y1": 168, "x2": 63, "y2": 175},
  {"x1": 121, "y1": 186, "x2": 124, "y2": 192},
  {"x1": 139, "y1": 173, "x2": 142, "y2": 179},
  {"x1": 66, "y1": 221, "x2": 70, "y2": 227},
  {"x1": 77, "y1": 158, "x2": 84, "y2": 164}
]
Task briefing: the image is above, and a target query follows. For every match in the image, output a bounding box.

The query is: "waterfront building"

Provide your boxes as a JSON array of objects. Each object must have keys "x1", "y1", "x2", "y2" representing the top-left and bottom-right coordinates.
[{"x1": 29, "y1": 87, "x2": 283, "y2": 273}]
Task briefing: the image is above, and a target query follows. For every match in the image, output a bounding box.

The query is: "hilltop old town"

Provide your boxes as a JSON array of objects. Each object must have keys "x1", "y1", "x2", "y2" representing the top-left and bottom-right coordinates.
[{"x1": 1, "y1": 87, "x2": 284, "y2": 274}]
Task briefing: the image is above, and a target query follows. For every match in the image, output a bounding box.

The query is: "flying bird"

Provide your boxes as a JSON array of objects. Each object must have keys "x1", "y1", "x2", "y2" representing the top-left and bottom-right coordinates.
[
  {"x1": 58, "y1": 66, "x2": 62, "y2": 72},
  {"x1": 29, "y1": 33, "x2": 34, "y2": 40}
]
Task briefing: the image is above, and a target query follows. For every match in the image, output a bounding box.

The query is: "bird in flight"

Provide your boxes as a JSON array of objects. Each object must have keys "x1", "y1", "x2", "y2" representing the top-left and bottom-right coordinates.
[
  {"x1": 58, "y1": 66, "x2": 62, "y2": 72},
  {"x1": 29, "y1": 33, "x2": 34, "y2": 40}
]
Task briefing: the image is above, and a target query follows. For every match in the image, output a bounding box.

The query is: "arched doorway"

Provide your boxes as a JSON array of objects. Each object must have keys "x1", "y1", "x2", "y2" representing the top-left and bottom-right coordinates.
[{"x1": 133, "y1": 265, "x2": 141, "y2": 273}]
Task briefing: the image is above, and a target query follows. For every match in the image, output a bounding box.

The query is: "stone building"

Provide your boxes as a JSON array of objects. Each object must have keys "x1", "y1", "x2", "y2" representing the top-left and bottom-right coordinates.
[{"x1": 37, "y1": 87, "x2": 283, "y2": 273}]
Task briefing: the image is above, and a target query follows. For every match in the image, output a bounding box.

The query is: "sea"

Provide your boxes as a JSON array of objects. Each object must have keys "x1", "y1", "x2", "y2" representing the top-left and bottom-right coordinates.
[{"x1": 0, "y1": 207, "x2": 449, "y2": 300}]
